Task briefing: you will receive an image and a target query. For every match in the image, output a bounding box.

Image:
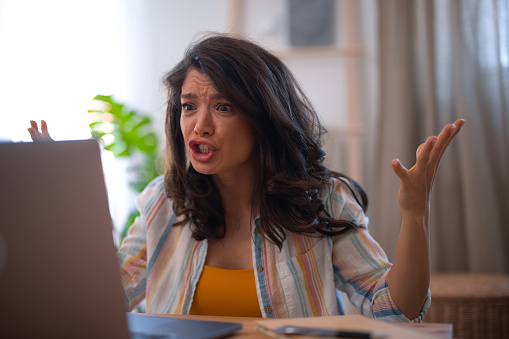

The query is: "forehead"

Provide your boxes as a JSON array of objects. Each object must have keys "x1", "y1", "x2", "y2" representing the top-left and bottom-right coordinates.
[{"x1": 181, "y1": 69, "x2": 219, "y2": 97}]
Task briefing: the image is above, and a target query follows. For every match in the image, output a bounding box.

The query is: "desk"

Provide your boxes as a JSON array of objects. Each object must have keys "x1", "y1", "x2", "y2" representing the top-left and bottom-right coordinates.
[{"x1": 162, "y1": 314, "x2": 453, "y2": 338}]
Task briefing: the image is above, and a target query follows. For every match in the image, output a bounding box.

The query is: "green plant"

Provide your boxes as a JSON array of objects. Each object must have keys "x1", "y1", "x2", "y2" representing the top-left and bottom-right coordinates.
[{"x1": 88, "y1": 94, "x2": 161, "y2": 243}]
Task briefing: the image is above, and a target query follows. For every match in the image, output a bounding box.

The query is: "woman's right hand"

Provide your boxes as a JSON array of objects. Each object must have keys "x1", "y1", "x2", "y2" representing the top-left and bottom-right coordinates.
[{"x1": 28, "y1": 120, "x2": 53, "y2": 142}]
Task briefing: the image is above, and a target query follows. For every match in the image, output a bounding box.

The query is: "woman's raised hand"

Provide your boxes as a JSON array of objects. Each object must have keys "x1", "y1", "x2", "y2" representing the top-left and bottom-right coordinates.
[
  {"x1": 387, "y1": 119, "x2": 465, "y2": 319},
  {"x1": 28, "y1": 120, "x2": 53, "y2": 142},
  {"x1": 391, "y1": 119, "x2": 465, "y2": 217}
]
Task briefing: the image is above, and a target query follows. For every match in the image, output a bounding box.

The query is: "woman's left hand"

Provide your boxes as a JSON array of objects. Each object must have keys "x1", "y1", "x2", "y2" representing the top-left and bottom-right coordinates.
[
  {"x1": 387, "y1": 118, "x2": 465, "y2": 319},
  {"x1": 391, "y1": 119, "x2": 465, "y2": 217}
]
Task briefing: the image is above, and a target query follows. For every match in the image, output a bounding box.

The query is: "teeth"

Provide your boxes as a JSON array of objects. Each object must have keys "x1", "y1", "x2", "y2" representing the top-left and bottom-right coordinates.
[{"x1": 198, "y1": 144, "x2": 211, "y2": 153}]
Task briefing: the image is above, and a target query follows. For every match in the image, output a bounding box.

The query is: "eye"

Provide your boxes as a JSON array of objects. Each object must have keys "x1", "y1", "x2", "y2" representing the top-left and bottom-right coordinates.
[
  {"x1": 181, "y1": 103, "x2": 196, "y2": 112},
  {"x1": 216, "y1": 104, "x2": 233, "y2": 112}
]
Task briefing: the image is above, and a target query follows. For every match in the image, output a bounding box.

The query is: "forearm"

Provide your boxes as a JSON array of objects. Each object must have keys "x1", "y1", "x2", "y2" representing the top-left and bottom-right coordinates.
[
  {"x1": 386, "y1": 119, "x2": 463, "y2": 320},
  {"x1": 387, "y1": 212, "x2": 430, "y2": 320}
]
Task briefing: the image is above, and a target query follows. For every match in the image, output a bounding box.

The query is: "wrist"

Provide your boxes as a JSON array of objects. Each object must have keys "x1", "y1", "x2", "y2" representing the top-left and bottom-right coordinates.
[
  {"x1": 401, "y1": 204, "x2": 430, "y2": 220},
  {"x1": 400, "y1": 212, "x2": 430, "y2": 232}
]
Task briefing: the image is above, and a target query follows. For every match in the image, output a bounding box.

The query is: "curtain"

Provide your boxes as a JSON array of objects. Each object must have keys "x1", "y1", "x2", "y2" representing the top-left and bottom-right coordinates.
[{"x1": 371, "y1": 0, "x2": 509, "y2": 273}]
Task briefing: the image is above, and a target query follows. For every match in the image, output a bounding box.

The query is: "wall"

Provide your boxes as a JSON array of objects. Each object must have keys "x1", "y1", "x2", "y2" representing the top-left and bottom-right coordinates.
[
  {"x1": 119, "y1": 0, "x2": 231, "y2": 141},
  {"x1": 120, "y1": 0, "x2": 378, "y2": 186}
]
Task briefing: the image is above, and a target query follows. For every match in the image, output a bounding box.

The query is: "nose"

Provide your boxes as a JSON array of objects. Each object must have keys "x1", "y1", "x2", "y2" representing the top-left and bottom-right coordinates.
[{"x1": 193, "y1": 111, "x2": 214, "y2": 137}]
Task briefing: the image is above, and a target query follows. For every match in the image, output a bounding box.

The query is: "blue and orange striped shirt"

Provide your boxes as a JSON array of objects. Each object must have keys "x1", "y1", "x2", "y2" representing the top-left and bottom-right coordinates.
[{"x1": 117, "y1": 176, "x2": 430, "y2": 322}]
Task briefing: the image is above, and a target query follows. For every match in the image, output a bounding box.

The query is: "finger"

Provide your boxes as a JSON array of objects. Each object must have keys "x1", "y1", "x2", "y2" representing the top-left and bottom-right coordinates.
[
  {"x1": 391, "y1": 159, "x2": 409, "y2": 181},
  {"x1": 453, "y1": 118, "x2": 466, "y2": 129},
  {"x1": 28, "y1": 120, "x2": 41, "y2": 139},
  {"x1": 442, "y1": 119, "x2": 465, "y2": 143},
  {"x1": 428, "y1": 120, "x2": 464, "y2": 168},
  {"x1": 424, "y1": 120, "x2": 465, "y2": 188},
  {"x1": 41, "y1": 120, "x2": 49, "y2": 137},
  {"x1": 28, "y1": 129, "x2": 40, "y2": 141},
  {"x1": 415, "y1": 136, "x2": 437, "y2": 161},
  {"x1": 416, "y1": 143, "x2": 425, "y2": 157},
  {"x1": 445, "y1": 119, "x2": 465, "y2": 149},
  {"x1": 27, "y1": 128, "x2": 37, "y2": 140},
  {"x1": 29, "y1": 120, "x2": 42, "y2": 137},
  {"x1": 30, "y1": 120, "x2": 39, "y2": 131},
  {"x1": 416, "y1": 136, "x2": 436, "y2": 166}
]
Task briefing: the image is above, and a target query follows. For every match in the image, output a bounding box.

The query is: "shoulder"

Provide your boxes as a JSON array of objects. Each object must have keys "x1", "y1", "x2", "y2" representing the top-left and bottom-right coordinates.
[
  {"x1": 320, "y1": 177, "x2": 368, "y2": 227},
  {"x1": 135, "y1": 176, "x2": 168, "y2": 217},
  {"x1": 320, "y1": 176, "x2": 363, "y2": 208}
]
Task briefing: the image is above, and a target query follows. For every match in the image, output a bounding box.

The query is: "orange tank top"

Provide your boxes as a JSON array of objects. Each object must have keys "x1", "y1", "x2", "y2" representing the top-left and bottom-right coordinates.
[{"x1": 189, "y1": 265, "x2": 263, "y2": 317}]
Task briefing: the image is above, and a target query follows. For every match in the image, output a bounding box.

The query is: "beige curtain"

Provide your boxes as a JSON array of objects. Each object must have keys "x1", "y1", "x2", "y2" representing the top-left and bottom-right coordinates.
[{"x1": 370, "y1": 0, "x2": 509, "y2": 273}]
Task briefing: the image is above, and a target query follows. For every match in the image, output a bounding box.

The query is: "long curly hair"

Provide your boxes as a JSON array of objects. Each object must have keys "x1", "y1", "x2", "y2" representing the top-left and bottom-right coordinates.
[{"x1": 162, "y1": 34, "x2": 367, "y2": 250}]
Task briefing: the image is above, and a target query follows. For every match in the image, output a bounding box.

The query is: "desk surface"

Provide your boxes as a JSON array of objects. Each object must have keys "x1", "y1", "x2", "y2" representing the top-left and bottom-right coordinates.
[{"x1": 163, "y1": 314, "x2": 453, "y2": 339}]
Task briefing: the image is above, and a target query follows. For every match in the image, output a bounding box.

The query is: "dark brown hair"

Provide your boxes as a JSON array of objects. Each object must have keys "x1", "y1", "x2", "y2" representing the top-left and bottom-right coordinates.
[{"x1": 162, "y1": 34, "x2": 367, "y2": 249}]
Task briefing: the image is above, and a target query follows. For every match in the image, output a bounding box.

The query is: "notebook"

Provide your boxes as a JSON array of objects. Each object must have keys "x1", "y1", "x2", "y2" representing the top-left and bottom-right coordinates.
[{"x1": 0, "y1": 140, "x2": 242, "y2": 339}]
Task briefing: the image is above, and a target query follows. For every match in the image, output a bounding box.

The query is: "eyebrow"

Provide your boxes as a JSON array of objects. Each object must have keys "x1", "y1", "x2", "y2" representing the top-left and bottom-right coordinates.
[{"x1": 180, "y1": 93, "x2": 225, "y2": 100}]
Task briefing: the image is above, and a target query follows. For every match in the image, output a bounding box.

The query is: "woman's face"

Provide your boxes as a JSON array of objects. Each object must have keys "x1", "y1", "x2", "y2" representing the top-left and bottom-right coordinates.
[{"x1": 180, "y1": 69, "x2": 257, "y2": 179}]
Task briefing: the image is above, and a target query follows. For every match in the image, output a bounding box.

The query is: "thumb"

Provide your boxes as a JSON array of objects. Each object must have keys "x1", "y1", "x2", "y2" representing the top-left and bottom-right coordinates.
[{"x1": 391, "y1": 159, "x2": 408, "y2": 180}]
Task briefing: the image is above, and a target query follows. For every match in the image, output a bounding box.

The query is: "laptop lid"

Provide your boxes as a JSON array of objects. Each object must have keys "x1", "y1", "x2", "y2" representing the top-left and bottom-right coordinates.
[
  {"x1": 0, "y1": 140, "x2": 130, "y2": 338},
  {"x1": 0, "y1": 140, "x2": 242, "y2": 339}
]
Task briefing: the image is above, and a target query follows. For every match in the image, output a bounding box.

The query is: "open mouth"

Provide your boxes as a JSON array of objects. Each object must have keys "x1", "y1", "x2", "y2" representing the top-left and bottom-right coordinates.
[
  {"x1": 188, "y1": 140, "x2": 216, "y2": 160},
  {"x1": 198, "y1": 144, "x2": 211, "y2": 153}
]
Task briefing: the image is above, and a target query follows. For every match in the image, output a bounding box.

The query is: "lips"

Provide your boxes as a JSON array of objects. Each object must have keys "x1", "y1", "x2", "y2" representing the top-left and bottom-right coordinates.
[{"x1": 188, "y1": 139, "x2": 217, "y2": 162}]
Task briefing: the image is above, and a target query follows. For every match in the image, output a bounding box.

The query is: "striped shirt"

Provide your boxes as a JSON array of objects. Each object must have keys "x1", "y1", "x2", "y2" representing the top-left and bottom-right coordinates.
[{"x1": 117, "y1": 176, "x2": 430, "y2": 322}]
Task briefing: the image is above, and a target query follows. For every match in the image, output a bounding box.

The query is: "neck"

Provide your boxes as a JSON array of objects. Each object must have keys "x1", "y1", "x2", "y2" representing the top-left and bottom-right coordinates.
[{"x1": 212, "y1": 167, "x2": 256, "y2": 221}]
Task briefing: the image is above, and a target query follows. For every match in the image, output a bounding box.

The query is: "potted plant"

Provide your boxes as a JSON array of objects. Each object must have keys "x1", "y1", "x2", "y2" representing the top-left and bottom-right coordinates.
[{"x1": 88, "y1": 95, "x2": 161, "y2": 243}]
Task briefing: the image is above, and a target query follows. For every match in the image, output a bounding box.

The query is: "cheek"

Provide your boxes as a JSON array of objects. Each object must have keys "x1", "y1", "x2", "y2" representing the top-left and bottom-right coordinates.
[
  {"x1": 180, "y1": 116, "x2": 190, "y2": 139},
  {"x1": 234, "y1": 123, "x2": 256, "y2": 152},
  {"x1": 179, "y1": 118, "x2": 193, "y2": 155}
]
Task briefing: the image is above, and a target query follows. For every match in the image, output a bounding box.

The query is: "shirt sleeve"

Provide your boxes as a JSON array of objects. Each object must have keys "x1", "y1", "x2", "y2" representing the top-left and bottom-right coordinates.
[
  {"x1": 116, "y1": 177, "x2": 164, "y2": 311},
  {"x1": 327, "y1": 178, "x2": 431, "y2": 323}
]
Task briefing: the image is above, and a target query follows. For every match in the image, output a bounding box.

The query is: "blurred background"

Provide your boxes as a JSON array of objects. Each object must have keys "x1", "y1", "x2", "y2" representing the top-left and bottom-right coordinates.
[{"x1": 0, "y1": 0, "x2": 507, "y2": 275}]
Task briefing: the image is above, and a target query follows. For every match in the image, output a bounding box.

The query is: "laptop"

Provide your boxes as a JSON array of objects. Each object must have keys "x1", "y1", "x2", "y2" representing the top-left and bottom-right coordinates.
[{"x1": 0, "y1": 140, "x2": 242, "y2": 339}]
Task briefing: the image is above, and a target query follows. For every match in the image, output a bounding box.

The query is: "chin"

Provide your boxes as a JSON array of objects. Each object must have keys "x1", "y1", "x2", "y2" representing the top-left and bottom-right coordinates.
[{"x1": 190, "y1": 163, "x2": 216, "y2": 176}]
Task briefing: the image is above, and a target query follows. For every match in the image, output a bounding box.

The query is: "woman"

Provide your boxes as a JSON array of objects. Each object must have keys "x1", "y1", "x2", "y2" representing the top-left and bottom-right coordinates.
[{"x1": 29, "y1": 34, "x2": 464, "y2": 322}]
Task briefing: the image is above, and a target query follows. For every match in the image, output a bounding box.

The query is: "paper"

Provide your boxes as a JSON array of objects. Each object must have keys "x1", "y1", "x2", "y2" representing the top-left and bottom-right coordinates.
[{"x1": 255, "y1": 315, "x2": 439, "y2": 339}]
